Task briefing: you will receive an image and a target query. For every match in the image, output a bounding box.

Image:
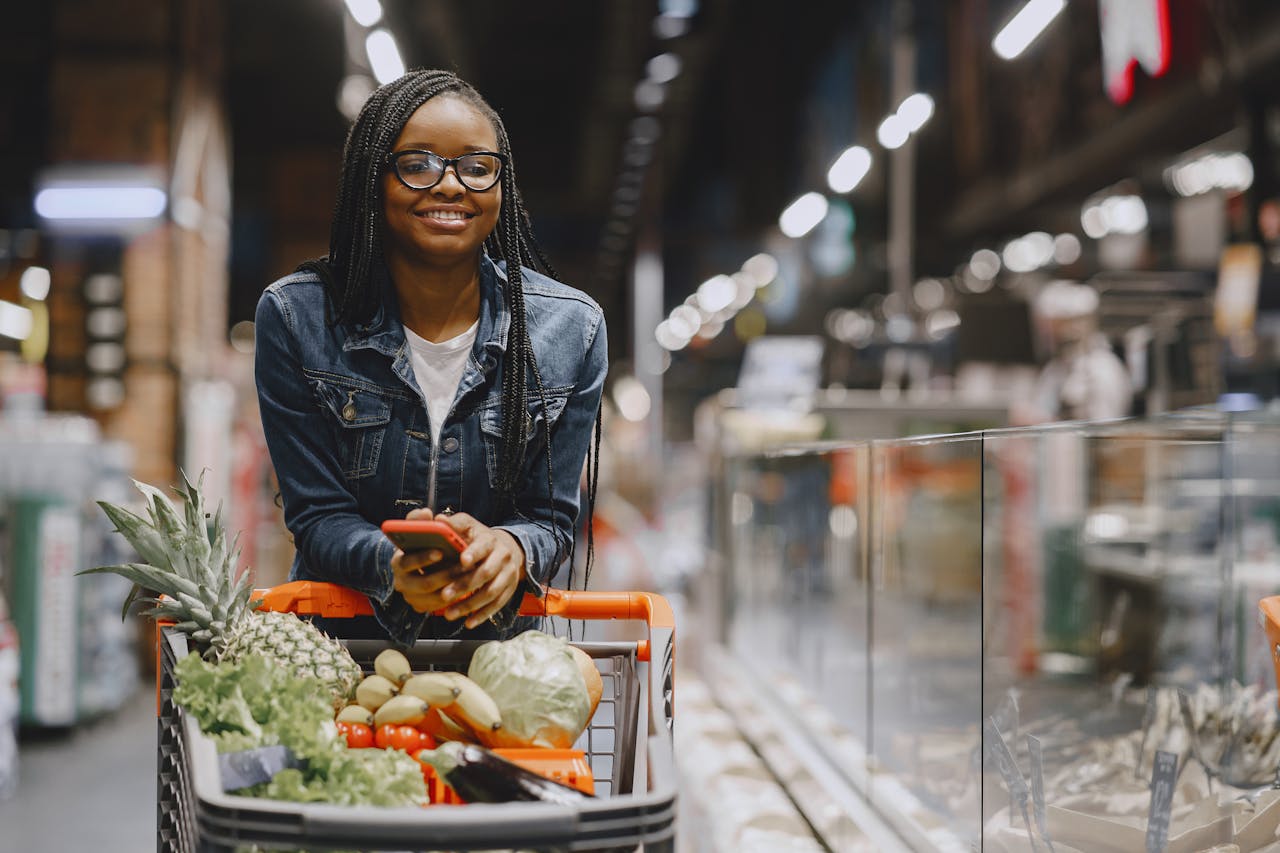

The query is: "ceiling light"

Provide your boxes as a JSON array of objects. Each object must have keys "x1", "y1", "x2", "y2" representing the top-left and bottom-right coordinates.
[
  {"x1": 343, "y1": 0, "x2": 382, "y2": 27},
  {"x1": 1053, "y1": 233, "x2": 1082, "y2": 265},
  {"x1": 827, "y1": 145, "x2": 872, "y2": 193},
  {"x1": 655, "y1": 319, "x2": 690, "y2": 351},
  {"x1": 695, "y1": 274, "x2": 736, "y2": 314},
  {"x1": 968, "y1": 248, "x2": 1001, "y2": 280},
  {"x1": 779, "y1": 192, "x2": 829, "y2": 238},
  {"x1": 365, "y1": 29, "x2": 404, "y2": 85},
  {"x1": 0, "y1": 300, "x2": 33, "y2": 341},
  {"x1": 897, "y1": 93, "x2": 934, "y2": 133},
  {"x1": 741, "y1": 253, "x2": 779, "y2": 287},
  {"x1": 993, "y1": 0, "x2": 1066, "y2": 61},
  {"x1": 646, "y1": 53, "x2": 682, "y2": 84},
  {"x1": 20, "y1": 266, "x2": 50, "y2": 301},
  {"x1": 876, "y1": 114, "x2": 909, "y2": 150},
  {"x1": 35, "y1": 186, "x2": 166, "y2": 220}
]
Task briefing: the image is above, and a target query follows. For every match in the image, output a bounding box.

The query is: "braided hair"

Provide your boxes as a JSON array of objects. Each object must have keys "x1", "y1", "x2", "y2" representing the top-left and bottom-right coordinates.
[{"x1": 301, "y1": 69, "x2": 599, "y2": 591}]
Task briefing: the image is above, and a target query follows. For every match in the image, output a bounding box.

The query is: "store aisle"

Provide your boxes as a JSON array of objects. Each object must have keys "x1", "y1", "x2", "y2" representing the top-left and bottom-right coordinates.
[{"x1": 0, "y1": 685, "x2": 153, "y2": 853}]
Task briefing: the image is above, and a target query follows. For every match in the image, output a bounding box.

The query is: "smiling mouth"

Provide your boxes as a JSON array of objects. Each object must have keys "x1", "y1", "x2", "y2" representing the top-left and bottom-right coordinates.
[{"x1": 416, "y1": 210, "x2": 475, "y2": 222}]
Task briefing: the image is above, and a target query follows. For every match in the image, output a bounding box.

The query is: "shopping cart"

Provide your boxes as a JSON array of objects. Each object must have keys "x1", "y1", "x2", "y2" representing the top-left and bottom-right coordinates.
[{"x1": 155, "y1": 582, "x2": 676, "y2": 852}]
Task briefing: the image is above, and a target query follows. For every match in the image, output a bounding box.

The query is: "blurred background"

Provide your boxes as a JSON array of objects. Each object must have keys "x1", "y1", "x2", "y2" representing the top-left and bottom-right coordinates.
[{"x1": 3, "y1": 1, "x2": 1280, "y2": 851}]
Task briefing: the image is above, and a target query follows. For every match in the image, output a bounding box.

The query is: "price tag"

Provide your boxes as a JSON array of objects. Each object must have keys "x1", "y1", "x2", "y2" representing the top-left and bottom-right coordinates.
[{"x1": 1146, "y1": 750, "x2": 1178, "y2": 853}]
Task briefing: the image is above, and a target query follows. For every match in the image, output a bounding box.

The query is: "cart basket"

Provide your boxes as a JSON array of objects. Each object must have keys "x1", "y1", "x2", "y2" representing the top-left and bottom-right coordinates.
[{"x1": 156, "y1": 583, "x2": 676, "y2": 852}]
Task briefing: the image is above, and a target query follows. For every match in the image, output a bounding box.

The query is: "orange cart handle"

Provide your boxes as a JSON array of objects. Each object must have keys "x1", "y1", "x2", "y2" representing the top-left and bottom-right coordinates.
[{"x1": 252, "y1": 581, "x2": 675, "y2": 661}]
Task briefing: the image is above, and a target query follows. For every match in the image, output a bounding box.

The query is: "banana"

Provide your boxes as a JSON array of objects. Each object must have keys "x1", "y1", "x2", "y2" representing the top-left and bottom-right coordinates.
[
  {"x1": 438, "y1": 673, "x2": 503, "y2": 745},
  {"x1": 401, "y1": 672, "x2": 462, "y2": 707},
  {"x1": 335, "y1": 704, "x2": 375, "y2": 726},
  {"x1": 421, "y1": 707, "x2": 477, "y2": 744},
  {"x1": 373, "y1": 694, "x2": 431, "y2": 728},
  {"x1": 374, "y1": 648, "x2": 412, "y2": 685},
  {"x1": 355, "y1": 674, "x2": 399, "y2": 711}
]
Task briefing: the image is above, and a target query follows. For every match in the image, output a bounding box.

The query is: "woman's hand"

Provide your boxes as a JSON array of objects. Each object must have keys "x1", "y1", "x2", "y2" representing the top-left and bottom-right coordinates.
[{"x1": 390, "y1": 508, "x2": 525, "y2": 628}]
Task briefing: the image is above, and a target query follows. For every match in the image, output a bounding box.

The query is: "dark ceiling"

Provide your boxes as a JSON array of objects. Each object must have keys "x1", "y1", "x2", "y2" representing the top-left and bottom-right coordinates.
[{"x1": 224, "y1": 0, "x2": 866, "y2": 358}]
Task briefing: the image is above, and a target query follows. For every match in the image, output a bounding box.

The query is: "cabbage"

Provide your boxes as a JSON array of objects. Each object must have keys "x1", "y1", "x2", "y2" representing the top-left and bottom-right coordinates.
[{"x1": 468, "y1": 630, "x2": 590, "y2": 748}]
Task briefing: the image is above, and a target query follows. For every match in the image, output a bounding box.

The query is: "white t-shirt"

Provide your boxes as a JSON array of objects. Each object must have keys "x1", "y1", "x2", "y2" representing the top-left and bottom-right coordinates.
[{"x1": 403, "y1": 321, "x2": 479, "y2": 447}]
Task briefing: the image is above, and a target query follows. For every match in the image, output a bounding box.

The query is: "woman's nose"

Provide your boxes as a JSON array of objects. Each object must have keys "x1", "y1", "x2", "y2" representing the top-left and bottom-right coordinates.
[{"x1": 431, "y1": 167, "x2": 466, "y2": 198}]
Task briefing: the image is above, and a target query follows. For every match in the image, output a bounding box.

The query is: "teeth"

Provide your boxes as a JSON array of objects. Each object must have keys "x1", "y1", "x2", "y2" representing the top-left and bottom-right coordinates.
[{"x1": 424, "y1": 211, "x2": 469, "y2": 221}]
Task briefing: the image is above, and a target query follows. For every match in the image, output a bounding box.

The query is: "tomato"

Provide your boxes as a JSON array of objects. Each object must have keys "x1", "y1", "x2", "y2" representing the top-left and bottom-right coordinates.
[
  {"x1": 417, "y1": 730, "x2": 437, "y2": 750},
  {"x1": 347, "y1": 723, "x2": 374, "y2": 749},
  {"x1": 377, "y1": 724, "x2": 425, "y2": 752},
  {"x1": 338, "y1": 721, "x2": 375, "y2": 749}
]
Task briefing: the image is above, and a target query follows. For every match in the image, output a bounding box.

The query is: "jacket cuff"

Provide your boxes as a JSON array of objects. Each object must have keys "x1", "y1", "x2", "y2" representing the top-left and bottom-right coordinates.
[{"x1": 493, "y1": 522, "x2": 553, "y2": 596}]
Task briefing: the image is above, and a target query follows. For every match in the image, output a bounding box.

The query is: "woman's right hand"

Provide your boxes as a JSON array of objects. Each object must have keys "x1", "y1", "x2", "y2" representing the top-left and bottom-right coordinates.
[{"x1": 390, "y1": 508, "x2": 467, "y2": 613}]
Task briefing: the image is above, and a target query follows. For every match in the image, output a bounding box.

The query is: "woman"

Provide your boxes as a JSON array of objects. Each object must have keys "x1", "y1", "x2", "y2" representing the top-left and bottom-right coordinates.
[{"x1": 254, "y1": 69, "x2": 607, "y2": 645}]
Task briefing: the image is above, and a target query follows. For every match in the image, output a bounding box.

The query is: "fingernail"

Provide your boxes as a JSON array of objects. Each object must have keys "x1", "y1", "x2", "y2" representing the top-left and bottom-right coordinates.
[
  {"x1": 442, "y1": 585, "x2": 455, "y2": 599},
  {"x1": 427, "y1": 550, "x2": 441, "y2": 562},
  {"x1": 445, "y1": 609, "x2": 459, "y2": 619}
]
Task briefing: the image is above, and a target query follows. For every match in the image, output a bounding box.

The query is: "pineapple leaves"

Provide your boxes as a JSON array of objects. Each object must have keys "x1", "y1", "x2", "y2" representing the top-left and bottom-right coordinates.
[
  {"x1": 96, "y1": 500, "x2": 172, "y2": 571},
  {"x1": 119, "y1": 582, "x2": 145, "y2": 622}
]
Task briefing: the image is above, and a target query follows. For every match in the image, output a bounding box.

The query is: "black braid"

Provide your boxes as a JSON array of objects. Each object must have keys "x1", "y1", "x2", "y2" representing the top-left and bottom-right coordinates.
[{"x1": 299, "y1": 68, "x2": 599, "y2": 595}]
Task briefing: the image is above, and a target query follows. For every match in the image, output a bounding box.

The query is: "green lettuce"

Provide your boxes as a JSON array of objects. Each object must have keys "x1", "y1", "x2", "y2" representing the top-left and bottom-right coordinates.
[{"x1": 173, "y1": 651, "x2": 425, "y2": 807}]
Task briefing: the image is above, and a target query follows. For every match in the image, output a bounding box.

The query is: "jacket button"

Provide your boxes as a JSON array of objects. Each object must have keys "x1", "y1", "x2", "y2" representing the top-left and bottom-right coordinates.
[{"x1": 442, "y1": 436, "x2": 459, "y2": 453}]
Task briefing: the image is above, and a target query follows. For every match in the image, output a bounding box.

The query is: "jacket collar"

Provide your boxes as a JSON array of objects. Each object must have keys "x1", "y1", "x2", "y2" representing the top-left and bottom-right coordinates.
[{"x1": 341, "y1": 254, "x2": 510, "y2": 368}]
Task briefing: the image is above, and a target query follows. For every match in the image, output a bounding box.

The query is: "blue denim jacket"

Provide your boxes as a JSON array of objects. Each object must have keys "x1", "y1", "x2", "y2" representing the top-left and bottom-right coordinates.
[{"x1": 254, "y1": 254, "x2": 607, "y2": 644}]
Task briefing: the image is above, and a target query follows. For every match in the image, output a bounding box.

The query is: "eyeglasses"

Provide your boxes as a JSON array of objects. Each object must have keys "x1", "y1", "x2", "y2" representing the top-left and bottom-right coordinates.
[{"x1": 385, "y1": 149, "x2": 507, "y2": 192}]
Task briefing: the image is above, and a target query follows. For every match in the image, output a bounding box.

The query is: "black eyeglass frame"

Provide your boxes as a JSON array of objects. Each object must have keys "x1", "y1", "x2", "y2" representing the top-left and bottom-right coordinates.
[{"x1": 384, "y1": 149, "x2": 508, "y2": 192}]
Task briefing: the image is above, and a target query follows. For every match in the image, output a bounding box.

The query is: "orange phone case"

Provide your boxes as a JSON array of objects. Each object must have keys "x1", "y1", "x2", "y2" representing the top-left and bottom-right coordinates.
[{"x1": 381, "y1": 519, "x2": 468, "y2": 557}]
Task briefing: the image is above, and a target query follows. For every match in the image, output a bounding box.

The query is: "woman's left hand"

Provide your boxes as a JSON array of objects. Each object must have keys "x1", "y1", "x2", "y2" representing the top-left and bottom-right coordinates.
[{"x1": 408, "y1": 508, "x2": 525, "y2": 629}]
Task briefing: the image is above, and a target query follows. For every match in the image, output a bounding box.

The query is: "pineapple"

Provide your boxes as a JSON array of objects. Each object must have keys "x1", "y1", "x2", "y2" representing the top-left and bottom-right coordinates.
[{"x1": 82, "y1": 471, "x2": 361, "y2": 707}]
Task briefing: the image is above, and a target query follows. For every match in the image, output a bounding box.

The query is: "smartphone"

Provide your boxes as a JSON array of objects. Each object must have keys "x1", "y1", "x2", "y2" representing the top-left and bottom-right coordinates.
[{"x1": 381, "y1": 519, "x2": 468, "y2": 564}]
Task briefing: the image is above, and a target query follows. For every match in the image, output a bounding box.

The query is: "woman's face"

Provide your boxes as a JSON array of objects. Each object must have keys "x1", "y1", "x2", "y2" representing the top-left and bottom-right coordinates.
[{"x1": 381, "y1": 95, "x2": 503, "y2": 268}]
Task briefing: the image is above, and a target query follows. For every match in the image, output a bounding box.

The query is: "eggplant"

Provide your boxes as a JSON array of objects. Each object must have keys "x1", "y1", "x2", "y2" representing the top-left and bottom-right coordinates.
[{"x1": 416, "y1": 741, "x2": 592, "y2": 806}]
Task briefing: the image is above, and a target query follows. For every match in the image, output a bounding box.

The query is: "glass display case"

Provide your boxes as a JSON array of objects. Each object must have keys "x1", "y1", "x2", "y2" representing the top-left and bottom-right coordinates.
[{"x1": 703, "y1": 408, "x2": 1280, "y2": 851}]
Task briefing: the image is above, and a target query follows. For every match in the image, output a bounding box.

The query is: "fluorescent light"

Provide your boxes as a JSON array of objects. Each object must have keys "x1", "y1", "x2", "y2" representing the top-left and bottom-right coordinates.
[
  {"x1": 897, "y1": 93, "x2": 934, "y2": 133},
  {"x1": 876, "y1": 114, "x2": 909, "y2": 150},
  {"x1": 35, "y1": 186, "x2": 166, "y2": 220},
  {"x1": 827, "y1": 145, "x2": 872, "y2": 193},
  {"x1": 344, "y1": 0, "x2": 382, "y2": 27},
  {"x1": 779, "y1": 192, "x2": 829, "y2": 238},
  {"x1": 0, "y1": 300, "x2": 33, "y2": 341},
  {"x1": 365, "y1": 29, "x2": 404, "y2": 84},
  {"x1": 20, "y1": 266, "x2": 51, "y2": 301},
  {"x1": 993, "y1": 0, "x2": 1066, "y2": 60}
]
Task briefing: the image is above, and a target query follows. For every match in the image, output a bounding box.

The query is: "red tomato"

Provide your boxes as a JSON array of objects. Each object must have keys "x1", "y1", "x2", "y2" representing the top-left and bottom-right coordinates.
[
  {"x1": 336, "y1": 721, "x2": 352, "y2": 737},
  {"x1": 347, "y1": 723, "x2": 374, "y2": 749},
  {"x1": 376, "y1": 724, "x2": 425, "y2": 752},
  {"x1": 417, "y1": 730, "x2": 437, "y2": 750}
]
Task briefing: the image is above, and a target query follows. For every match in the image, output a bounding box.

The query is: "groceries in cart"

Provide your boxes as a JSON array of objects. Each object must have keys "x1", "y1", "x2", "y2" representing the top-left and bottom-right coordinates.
[{"x1": 83, "y1": 473, "x2": 621, "y2": 809}]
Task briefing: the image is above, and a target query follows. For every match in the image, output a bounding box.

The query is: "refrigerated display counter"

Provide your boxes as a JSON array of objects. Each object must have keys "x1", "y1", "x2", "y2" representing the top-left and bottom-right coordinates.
[{"x1": 699, "y1": 407, "x2": 1280, "y2": 851}]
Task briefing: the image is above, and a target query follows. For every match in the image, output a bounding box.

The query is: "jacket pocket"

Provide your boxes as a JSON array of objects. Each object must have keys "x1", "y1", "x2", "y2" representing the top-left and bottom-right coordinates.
[
  {"x1": 312, "y1": 376, "x2": 395, "y2": 480},
  {"x1": 478, "y1": 390, "x2": 570, "y2": 489}
]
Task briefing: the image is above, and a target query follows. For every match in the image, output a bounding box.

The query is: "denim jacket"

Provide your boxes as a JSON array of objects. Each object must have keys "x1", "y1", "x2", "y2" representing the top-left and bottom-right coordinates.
[{"x1": 254, "y1": 254, "x2": 607, "y2": 644}]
